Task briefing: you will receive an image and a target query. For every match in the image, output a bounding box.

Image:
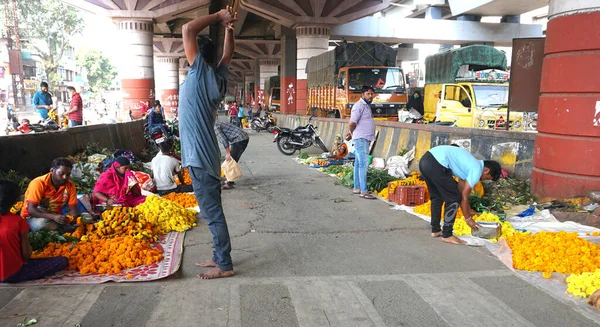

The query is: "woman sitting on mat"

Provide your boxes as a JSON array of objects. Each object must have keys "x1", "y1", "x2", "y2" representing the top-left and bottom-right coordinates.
[
  {"x1": 93, "y1": 156, "x2": 146, "y2": 207},
  {"x1": 0, "y1": 179, "x2": 69, "y2": 283}
]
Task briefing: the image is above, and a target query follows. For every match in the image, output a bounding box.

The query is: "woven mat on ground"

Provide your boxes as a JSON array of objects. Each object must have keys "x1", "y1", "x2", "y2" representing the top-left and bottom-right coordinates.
[{"x1": 7, "y1": 231, "x2": 184, "y2": 286}]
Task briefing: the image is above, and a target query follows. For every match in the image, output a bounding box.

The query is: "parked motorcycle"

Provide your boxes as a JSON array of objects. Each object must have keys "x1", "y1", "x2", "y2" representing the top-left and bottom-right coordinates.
[
  {"x1": 16, "y1": 117, "x2": 59, "y2": 134},
  {"x1": 273, "y1": 116, "x2": 328, "y2": 156},
  {"x1": 251, "y1": 112, "x2": 275, "y2": 133}
]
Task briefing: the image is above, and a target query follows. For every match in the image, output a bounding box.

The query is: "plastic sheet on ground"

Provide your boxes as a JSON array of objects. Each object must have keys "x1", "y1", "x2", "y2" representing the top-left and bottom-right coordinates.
[{"x1": 394, "y1": 204, "x2": 600, "y2": 309}]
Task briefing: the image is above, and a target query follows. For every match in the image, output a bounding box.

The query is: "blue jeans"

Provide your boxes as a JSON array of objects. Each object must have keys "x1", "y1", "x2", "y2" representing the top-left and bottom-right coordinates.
[
  {"x1": 189, "y1": 166, "x2": 233, "y2": 271},
  {"x1": 68, "y1": 120, "x2": 82, "y2": 128},
  {"x1": 151, "y1": 124, "x2": 170, "y2": 137},
  {"x1": 353, "y1": 138, "x2": 370, "y2": 194}
]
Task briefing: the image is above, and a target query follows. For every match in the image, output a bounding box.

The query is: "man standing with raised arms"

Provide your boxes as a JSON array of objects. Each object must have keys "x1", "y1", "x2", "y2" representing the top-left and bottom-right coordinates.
[{"x1": 179, "y1": 7, "x2": 237, "y2": 279}]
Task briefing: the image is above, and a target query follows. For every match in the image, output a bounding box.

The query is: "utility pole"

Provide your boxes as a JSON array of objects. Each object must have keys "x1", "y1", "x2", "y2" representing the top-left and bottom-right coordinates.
[{"x1": 3, "y1": 0, "x2": 26, "y2": 109}]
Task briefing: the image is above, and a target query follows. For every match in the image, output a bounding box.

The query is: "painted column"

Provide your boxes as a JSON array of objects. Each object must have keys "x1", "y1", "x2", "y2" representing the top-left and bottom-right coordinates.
[
  {"x1": 116, "y1": 20, "x2": 154, "y2": 119},
  {"x1": 259, "y1": 59, "x2": 279, "y2": 111},
  {"x1": 295, "y1": 26, "x2": 330, "y2": 115},
  {"x1": 254, "y1": 59, "x2": 262, "y2": 107},
  {"x1": 244, "y1": 73, "x2": 255, "y2": 107},
  {"x1": 280, "y1": 26, "x2": 297, "y2": 115},
  {"x1": 531, "y1": 0, "x2": 600, "y2": 198},
  {"x1": 155, "y1": 57, "x2": 179, "y2": 119}
]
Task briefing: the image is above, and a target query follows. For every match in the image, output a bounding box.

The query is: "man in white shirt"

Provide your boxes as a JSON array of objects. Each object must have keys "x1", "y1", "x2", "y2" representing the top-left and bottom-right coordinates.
[{"x1": 151, "y1": 139, "x2": 193, "y2": 195}]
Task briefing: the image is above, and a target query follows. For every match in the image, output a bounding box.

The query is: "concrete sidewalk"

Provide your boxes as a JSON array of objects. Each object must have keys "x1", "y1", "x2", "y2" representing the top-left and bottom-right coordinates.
[{"x1": 1, "y1": 131, "x2": 599, "y2": 327}]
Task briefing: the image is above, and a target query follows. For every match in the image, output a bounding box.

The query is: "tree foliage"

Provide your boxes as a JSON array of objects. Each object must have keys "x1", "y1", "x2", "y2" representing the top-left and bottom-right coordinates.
[
  {"x1": 77, "y1": 48, "x2": 117, "y2": 94},
  {"x1": 13, "y1": 0, "x2": 84, "y2": 88}
]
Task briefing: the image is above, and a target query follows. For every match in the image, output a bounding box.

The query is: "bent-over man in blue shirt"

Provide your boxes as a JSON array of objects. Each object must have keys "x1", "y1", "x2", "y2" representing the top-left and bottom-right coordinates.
[
  {"x1": 179, "y1": 8, "x2": 237, "y2": 279},
  {"x1": 419, "y1": 145, "x2": 501, "y2": 245},
  {"x1": 32, "y1": 82, "x2": 53, "y2": 120}
]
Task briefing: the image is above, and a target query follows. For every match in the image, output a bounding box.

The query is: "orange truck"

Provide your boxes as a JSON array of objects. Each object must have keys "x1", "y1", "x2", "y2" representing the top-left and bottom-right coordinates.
[{"x1": 305, "y1": 41, "x2": 407, "y2": 119}]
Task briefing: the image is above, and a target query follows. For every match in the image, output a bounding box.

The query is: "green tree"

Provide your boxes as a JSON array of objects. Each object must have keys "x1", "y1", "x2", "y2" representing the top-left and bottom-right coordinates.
[
  {"x1": 76, "y1": 48, "x2": 117, "y2": 94},
  {"x1": 10, "y1": 0, "x2": 84, "y2": 88}
]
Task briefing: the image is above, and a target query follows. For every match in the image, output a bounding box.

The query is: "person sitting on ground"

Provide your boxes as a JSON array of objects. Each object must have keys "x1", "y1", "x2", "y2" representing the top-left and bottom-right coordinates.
[
  {"x1": 151, "y1": 139, "x2": 193, "y2": 195},
  {"x1": 93, "y1": 156, "x2": 146, "y2": 207},
  {"x1": 21, "y1": 158, "x2": 79, "y2": 232},
  {"x1": 148, "y1": 104, "x2": 169, "y2": 136},
  {"x1": 214, "y1": 117, "x2": 250, "y2": 190},
  {"x1": 0, "y1": 179, "x2": 69, "y2": 283},
  {"x1": 418, "y1": 145, "x2": 502, "y2": 245},
  {"x1": 328, "y1": 134, "x2": 348, "y2": 160}
]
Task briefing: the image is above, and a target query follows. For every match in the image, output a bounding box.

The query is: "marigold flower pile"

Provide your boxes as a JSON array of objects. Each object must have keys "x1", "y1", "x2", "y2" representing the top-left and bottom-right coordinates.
[
  {"x1": 506, "y1": 231, "x2": 600, "y2": 276},
  {"x1": 566, "y1": 269, "x2": 600, "y2": 298},
  {"x1": 135, "y1": 195, "x2": 197, "y2": 233},
  {"x1": 64, "y1": 209, "x2": 158, "y2": 242},
  {"x1": 32, "y1": 235, "x2": 163, "y2": 275},
  {"x1": 175, "y1": 168, "x2": 192, "y2": 185},
  {"x1": 162, "y1": 192, "x2": 198, "y2": 208}
]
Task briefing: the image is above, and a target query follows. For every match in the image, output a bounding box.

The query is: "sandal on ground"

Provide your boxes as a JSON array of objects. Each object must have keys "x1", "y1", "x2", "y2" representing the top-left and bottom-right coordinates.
[
  {"x1": 221, "y1": 182, "x2": 234, "y2": 190},
  {"x1": 359, "y1": 193, "x2": 376, "y2": 200},
  {"x1": 352, "y1": 190, "x2": 361, "y2": 195}
]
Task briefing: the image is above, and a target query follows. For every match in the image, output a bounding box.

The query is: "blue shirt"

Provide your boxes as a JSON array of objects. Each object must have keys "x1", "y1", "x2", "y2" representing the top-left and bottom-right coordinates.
[
  {"x1": 237, "y1": 106, "x2": 245, "y2": 118},
  {"x1": 428, "y1": 145, "x2": 484, "y2": 188},
  {"x1": 32, "y1": 90, "x2": 53, "y2": 119},
  {"x1": 178, "y1": 52, "x2": 228, "y2": 177},
  {"x1": 148, "y1": 110, "x2": 164, "y2": 127}
]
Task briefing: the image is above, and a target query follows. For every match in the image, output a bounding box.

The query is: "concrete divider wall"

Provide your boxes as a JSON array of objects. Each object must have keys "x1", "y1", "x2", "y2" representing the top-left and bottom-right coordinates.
[
  {"x1": 275, "y1": 114, "x2": 536, "y2": 180},
  {"x1": 0, "y1": 120, "x2": 146, "y2": 178}
]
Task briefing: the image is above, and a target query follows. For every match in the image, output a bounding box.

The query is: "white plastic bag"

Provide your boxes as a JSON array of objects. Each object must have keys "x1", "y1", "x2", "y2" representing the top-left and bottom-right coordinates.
[
  {"x1": 221, "y1": 159, "x2": 243, "y2": 181},
  {"x1": 386, "y1": 146, "x2": 416, "y2": 178},
  {"x1": 372, "y1": 157, "x2": 386, "y2": 169}
]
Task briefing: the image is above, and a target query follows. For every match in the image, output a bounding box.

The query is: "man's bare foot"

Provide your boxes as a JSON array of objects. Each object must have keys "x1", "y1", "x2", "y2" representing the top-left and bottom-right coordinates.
[
  {"x1": 195, "y1": 259, "x2": 217, "y2": 267},
  {"x1": 431, "y1": 232, "x2": 442, "y2": 238},
  {"x1": 442, "y1": 236, "x2": 466, "y2": 245},
  {"x1": 197, "y1": 267, "x2": 235, "y2": 280}
]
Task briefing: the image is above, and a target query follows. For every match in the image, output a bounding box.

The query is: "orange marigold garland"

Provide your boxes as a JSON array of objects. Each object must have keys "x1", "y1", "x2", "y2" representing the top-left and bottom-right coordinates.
[
  {"x1": 175, "y1": 168, "x2": 192, "y2": 185},
  {"x1": 162, "y1": 192, "x2": 198, "y2": 208},
  {"x1": 32, "y1": 236, "x2": 163, "y2": 275}
]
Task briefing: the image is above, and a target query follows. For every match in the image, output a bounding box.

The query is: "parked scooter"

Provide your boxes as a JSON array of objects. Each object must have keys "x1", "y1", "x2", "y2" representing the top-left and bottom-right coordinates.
[
  {"x1": 272, "y1": 116, "x2": 328, "y2": 156},
  {"x1": 250, "y1": 111, "x2": 276, "y2": 133}
]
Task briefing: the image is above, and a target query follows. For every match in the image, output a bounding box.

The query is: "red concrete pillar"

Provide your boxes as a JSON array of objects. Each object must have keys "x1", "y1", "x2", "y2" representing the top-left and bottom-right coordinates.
[
  {"x1": 155, "y1": 57, "x2": 180, "y2": 119},
  {"x1": 531, "y1": 1, "x2": 600, "y2": 198},
  {"x1": 116, "y1": 20, "x2": 155, "y2": 119},
  {"x1": 295, "y1": 26, "x2": 330, "y2": 115},
  {"x1": 280, "y1": 27, "x2": 297, "y2": 115}
]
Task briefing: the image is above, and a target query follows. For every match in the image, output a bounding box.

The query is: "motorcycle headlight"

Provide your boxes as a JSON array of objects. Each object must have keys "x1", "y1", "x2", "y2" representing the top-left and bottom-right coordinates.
[
  {"x1": 514, "y1": 120, "x2": 522, "y2": 128},
  {"x1": 478, "y1": 119, "x2": 486, "y2": 127}
]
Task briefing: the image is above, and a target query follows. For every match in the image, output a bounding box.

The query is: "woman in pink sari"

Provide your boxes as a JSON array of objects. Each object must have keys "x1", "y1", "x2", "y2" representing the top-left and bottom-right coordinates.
[{"x1": 93, "y1": 156, "x2": 146, "y2": 207}]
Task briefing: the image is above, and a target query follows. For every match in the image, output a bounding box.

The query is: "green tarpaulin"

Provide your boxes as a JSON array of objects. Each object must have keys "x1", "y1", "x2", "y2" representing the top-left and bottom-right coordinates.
[
  {"x1": 425, "y1": 45, "x2": 507, "y2": 84},
  {"x1": 306, "y1": 41, "x2": 397, "y2": 88}
]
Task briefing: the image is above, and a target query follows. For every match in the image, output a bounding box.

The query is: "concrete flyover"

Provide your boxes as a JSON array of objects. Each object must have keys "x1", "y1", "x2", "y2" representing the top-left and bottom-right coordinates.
[
  {"x1": 331, "y1": 16, "x2": 544, "y2": 46},
  {"x1": 275, "y1": 115, "x2": 535, "y2": 180}
]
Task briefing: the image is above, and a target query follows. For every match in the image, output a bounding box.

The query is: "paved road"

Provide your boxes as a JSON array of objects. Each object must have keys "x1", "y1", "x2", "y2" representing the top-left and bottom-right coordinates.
[{"x1": 1, "y1": 130, "x2": 600, "y2": 327}]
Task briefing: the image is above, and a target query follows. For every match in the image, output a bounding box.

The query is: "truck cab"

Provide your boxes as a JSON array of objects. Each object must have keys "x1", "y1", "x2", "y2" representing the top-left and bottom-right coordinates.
[
  {"x1": 424, "y1": 72, "x2": 524, "y2": 131},
  {"x1": 336, "y1": 66, "x2": 407, "y2": 119},
  {"x1": 268, "y1": 87, "x2": 280, "y2": 112}
]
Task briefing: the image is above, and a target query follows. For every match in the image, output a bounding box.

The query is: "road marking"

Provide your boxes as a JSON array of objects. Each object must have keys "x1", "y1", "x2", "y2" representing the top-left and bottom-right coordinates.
[{"x1": 404, "y1": 274, "x2": 535, "y2": 327}]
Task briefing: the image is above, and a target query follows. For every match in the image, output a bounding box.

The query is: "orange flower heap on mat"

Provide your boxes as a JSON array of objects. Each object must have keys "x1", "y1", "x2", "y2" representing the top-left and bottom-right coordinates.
[
  {"x1": 506, "y1": 231, "x2": 600, "y2": 276},
  {"x1": 162, "y1": 192, "x2": 198, "y2": 208},
  {"x1": 175, "y1": 168, "x2": 192, "y2": 185},
  {"x1": 64, "y1": 207, "x2": 157, "y2": 242},
  {"x1": 33, "y1": 236, "x2": 163, "y2": 275}
]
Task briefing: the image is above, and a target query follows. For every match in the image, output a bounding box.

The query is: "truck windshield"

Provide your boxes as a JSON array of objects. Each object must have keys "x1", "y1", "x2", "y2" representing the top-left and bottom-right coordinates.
[
  {"x1": 272, "y1": 88, "x2": 280, "y2": 100},
  {"x1": 473, "y1": 85, "x2": 509, "y2": 107},
  {"x1": 348, "y1": 68, "x2": 404, "y2": 93}
]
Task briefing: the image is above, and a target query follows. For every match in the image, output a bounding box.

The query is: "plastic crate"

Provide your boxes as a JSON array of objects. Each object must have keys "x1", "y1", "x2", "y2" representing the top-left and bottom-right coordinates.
[{"x1": 388, "y1": 184, "x2": 426, "y2": 206}]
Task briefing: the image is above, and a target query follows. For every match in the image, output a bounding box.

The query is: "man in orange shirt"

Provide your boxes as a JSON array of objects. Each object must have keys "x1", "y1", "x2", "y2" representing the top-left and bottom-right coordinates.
[{"x1": 21, "y1": 158, "x2": 79, "y2": 232}]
